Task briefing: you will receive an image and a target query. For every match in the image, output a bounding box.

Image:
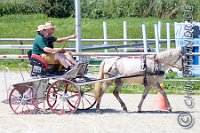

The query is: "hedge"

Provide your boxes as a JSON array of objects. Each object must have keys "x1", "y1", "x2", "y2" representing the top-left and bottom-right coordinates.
[{"x1": 0, "y1": 0, "x2": 200, "y2": 19}]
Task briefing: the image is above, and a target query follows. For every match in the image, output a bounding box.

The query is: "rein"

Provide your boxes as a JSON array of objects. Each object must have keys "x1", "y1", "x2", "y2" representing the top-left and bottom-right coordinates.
[{"x1": 119, "y1": 71, "x2": 165, "y2": 79}]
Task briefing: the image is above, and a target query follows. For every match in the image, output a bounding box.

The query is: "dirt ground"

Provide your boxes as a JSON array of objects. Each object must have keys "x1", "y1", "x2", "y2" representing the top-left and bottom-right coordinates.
[{"x1": 0, "y1": 71, "x2": 199, "y2": 133}]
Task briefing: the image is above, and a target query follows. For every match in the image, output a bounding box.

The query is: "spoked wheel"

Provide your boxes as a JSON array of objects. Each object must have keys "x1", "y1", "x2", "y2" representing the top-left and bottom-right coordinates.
[
  {"x1": 46, "y1": 80, "x2": 81, "y2": 115},
  {"x1": 9, "y1": 85, "x2": 36, "y2": 114},
  {"x1": 77, "y1": 84, "x2": 96, "y2": 110}
]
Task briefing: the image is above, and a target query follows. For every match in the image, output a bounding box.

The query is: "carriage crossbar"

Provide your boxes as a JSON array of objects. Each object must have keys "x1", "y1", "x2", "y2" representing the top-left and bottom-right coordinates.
[{"x1": 76, "y1": 71, "x2": 165, "y2": 86}]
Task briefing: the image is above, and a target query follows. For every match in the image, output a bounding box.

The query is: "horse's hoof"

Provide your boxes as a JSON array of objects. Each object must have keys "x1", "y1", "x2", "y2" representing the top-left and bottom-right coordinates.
[
  {"x1": 121, "y1": 110, "x2": 128, "y2": 113},
  {"x1": 137, "y1": 110, "x2": 142, "y2": 113},
  {"x1": 123, "y1": 107, "x2": 128, "y2": 112},
  {"x1": 168, "y1": 108, "x2": 172, "y2": 112},
  {"x1": 96, "y1": 110, "x2": 103, "y2": 114}
]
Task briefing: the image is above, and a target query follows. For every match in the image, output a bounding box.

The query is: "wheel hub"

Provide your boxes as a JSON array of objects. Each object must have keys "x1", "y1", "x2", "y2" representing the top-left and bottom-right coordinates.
[{"x1": 61, "y1": 93, "x2": 69, "y2": 101}]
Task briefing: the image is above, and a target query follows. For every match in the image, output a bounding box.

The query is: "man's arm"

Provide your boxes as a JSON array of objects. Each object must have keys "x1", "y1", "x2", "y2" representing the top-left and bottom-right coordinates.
[
  {"x1": 43, "y1": 47, "x2": 65, "y2": 54},
  {"x1": 56, "y1": 34, "x2": 76, "y2": 43}
]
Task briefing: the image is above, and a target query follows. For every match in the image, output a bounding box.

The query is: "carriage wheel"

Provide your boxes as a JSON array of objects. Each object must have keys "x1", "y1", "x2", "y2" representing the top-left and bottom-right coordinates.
[
  {"x1": 46, "y1": 80, "x2": 81, "y2": 115},
  {"x1": 76, "y1": 84, "x2": 96, "y2": 110},
  {"x1": 9, "y1": 85, "x2": 36, "y2": 114}
]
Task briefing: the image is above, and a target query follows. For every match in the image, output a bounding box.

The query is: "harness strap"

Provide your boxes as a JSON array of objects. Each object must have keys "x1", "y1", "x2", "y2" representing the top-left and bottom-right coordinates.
[
  {"x1": 118, "y1": 71, "x2": 165, "y2": 79},
  {"x1": 147, "y1": 54, "x2": 182, "y2": 70},
  {"x1": 142, "y1": 55, "x2": 147, "y2": 86},
  {"x1": 153, "y1": 54, "x2": 161, "y2": 73},
  {"x1": 107, "y1": 57, "x2": 121, "y2": 74}
]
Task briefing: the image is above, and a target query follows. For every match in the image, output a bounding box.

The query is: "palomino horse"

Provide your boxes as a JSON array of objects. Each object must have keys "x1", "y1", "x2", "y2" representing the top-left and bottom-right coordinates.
[{"x1": 94, "y1": 49, "x2": 184, "y2": 113}]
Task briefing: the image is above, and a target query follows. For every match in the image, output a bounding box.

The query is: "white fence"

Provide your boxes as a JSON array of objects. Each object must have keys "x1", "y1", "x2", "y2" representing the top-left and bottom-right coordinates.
[
  {"x1": 0, "y1": 21, "x2": 176, "y2": 59},
  {"x1": 0, "y1": 21, "x2": 199, "y2": 59}
]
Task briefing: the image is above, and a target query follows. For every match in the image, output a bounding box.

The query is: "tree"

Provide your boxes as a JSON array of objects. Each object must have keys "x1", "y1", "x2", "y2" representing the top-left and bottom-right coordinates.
[{"x1": 44, "y1": 0, "x2": 75, "y2": 18}]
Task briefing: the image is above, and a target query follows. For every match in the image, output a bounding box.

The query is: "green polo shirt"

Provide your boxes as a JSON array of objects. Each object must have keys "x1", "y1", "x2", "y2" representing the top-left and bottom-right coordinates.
[{"x1": 32, "y1": 33, "x2": 48, "y2": 55}]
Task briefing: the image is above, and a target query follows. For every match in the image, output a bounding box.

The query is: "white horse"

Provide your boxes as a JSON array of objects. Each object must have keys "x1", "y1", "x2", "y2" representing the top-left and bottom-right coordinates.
[{"x1": 94, "y1": 49, "x2": 184, "y2": 113}]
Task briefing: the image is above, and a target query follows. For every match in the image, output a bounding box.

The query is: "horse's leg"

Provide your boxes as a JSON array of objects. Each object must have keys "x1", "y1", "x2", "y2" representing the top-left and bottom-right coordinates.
[
  {"x1": 96, "y1": 94, "x2": 102, "y2": 113},
  {"x1": 96, "y1": 80, "x2": 113, "y2": 113},
  {"x1": 113, "y1": 80, "x2": 127, "y2": 112},
  {"x1": 155, "y1": 83, "x2": 172, "y2": 112},
  {"x1": 137, "y1": 85, "x2": 151, "y2": 112}
]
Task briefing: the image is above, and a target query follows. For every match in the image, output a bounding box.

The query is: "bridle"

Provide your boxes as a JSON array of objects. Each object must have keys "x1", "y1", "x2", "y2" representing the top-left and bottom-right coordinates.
[{"x1": 147, "y1": 51, "x2": 184, "y2": 71}]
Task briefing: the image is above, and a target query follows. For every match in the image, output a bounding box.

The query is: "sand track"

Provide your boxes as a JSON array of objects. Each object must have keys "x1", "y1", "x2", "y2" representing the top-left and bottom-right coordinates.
[{"x1": 0, "y1": 71, "x2": 199, "y2": 133}]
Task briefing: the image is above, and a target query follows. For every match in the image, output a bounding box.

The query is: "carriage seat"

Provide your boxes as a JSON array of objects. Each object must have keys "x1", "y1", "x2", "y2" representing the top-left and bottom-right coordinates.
[
  {"x1": 30, "y1": 54, "x2": 49, "y2": 76},
  {"x1": 30, "y1": 54, "x2": 61, "y2": 76},
  {"x1": 31, "y1": 54, "x2": 48, "y2": 69}
]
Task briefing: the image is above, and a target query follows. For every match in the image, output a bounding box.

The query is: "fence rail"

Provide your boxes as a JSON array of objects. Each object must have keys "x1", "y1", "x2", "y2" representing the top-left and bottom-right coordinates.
[
  {"x1": 0, "y1": 21, "x2": 199, "y2": 60},
  {"x1": 0, "y1": 21, "x2": 173, "y2": 58},
  {"x1": 1, "y1": 52, "x2": 200, "y2": 59}
]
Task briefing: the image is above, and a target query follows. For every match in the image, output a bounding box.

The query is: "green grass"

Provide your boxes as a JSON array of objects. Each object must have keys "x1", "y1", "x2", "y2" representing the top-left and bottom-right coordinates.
[
  {"x1": 0, "y1": 14, "x2": 199, "y2": 95},
  {"x1": 104, "y1": 81, "x2": 200, "y2": 95},
  {"x1": 0, "y1": 14, "x2": 182, "y2": 39},
  {"x1": 0, "y1": 14, "x2": 181, "y2": 55}
]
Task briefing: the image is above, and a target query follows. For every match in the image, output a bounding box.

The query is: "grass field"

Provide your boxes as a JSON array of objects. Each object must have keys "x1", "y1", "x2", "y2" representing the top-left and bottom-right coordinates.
[
  {"x1": 0, "y1": 14, "x2": 183, "y2": 39},
  {"x1": 0, "y1": 14, "x2": 181, "y2": 66},
  {"x1": 0, "y1": 14, "x2": 199, "y2": 94},
  {"x1": 0, "y1": 14, "x2": 181, "y2": 56}
]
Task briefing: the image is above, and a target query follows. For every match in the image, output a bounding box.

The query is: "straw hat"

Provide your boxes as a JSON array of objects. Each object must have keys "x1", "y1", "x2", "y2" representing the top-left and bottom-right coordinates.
[
  {"x1": 36, "y1": 25, "x2": 47, "y2": 31},
  {"x1": 45, "y1": 21, "x2": 56, "y2": 29}
]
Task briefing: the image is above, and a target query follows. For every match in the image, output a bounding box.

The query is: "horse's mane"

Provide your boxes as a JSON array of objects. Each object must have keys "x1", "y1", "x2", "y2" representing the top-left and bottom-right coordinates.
[{"x1": 156, "y1": 49, "x2": 181, "y2": 59}]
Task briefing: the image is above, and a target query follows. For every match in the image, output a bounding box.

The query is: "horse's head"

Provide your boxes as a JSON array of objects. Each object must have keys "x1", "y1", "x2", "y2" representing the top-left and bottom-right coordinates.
[
  {"x1": 173, "y1": 49, "x2": 184, "y2": 71},
  {"x1": 156, "y1": 49, "x2": 184, "y2": 72}
]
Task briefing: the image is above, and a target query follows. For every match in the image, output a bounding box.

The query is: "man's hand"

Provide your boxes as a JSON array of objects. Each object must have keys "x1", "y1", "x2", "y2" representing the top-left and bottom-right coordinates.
[
  {"x1": 68, "y1": 34, "x2": 77, "y2": 39},
  {"x1": 57, "y1": 48, "x2": 66, "y2": 53},
  {"x1": 57, "y1": 34, "x2": 77, "y2": 43}
]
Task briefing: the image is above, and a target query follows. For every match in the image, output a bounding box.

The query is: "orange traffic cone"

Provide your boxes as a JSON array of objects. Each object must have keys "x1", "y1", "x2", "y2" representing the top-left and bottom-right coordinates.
[{"x1": 154, "y1": 83, "x2": 167, "y2": 110}]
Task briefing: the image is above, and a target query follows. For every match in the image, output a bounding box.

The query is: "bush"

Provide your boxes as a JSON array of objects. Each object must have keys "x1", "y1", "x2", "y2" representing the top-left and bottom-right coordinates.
[
  {"x1": 0, "y1": 0, "x2": 42, "y2": 16},
  {"x1": 80, "y1": 0, "x2": 200, "y2": 19},
  {"x1": 1, "y1": 0, "x2": 200, "y2": 19},
  {"x1": 43, "y1": 0, "x2": 74, "y2": 18}
]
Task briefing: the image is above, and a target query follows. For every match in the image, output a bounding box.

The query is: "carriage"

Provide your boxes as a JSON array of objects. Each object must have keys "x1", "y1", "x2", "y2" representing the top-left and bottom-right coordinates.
[
  {"x1": 7, "y1": 53, "x2": 97, "y2": 115},
  {"x1": 7, "y1": 49, "x2": 184, "y2": 114}
]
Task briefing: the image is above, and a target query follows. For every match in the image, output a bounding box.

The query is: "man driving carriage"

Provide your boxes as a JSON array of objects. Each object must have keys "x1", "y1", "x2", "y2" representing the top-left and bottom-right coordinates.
[
  {"x1": 45, "y1": 21, "x2": 78, "y2": 68},
  {"x1": 32, "y1": 24, "x2": 77, "y2": 70}
]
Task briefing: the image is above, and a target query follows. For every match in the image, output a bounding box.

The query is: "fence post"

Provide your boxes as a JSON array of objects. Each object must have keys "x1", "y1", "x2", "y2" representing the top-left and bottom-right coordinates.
[
  {"x1": 142, "y1": 24, "x2": 147, "y2": 53},
  {"x1": 166, "y1": 23, "x2": 171, "y2": 50},
  {"x1": 103, "y1": 21, "x2": 108, "y2": 53},
  {"x1": 158, "y1": 21, "x2": 162, "y2": 39},
  {"x1": 20, "y1": 40, "x2": 24, "y2": 62},
  {"x1": 123, "y1": 21, "x2": 127, "y2": 52},
  {"x1": 75, "y1": 0, "x2": 82, "y2": 61},
  {"x1": 154, "y1": 24, "x2": 160, "y2": 53}
]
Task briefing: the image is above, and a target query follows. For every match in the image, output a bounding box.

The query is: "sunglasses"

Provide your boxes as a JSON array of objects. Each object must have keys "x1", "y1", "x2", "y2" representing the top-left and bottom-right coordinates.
[{"x1": 50, "y1": 28, "x2": 55, "y2": 31}]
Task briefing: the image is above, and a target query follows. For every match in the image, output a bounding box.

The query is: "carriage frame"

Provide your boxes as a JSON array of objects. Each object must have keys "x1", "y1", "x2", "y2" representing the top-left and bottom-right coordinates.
[{"x1": 6, "y1": 55, "x2": 98, "y2": 115}]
